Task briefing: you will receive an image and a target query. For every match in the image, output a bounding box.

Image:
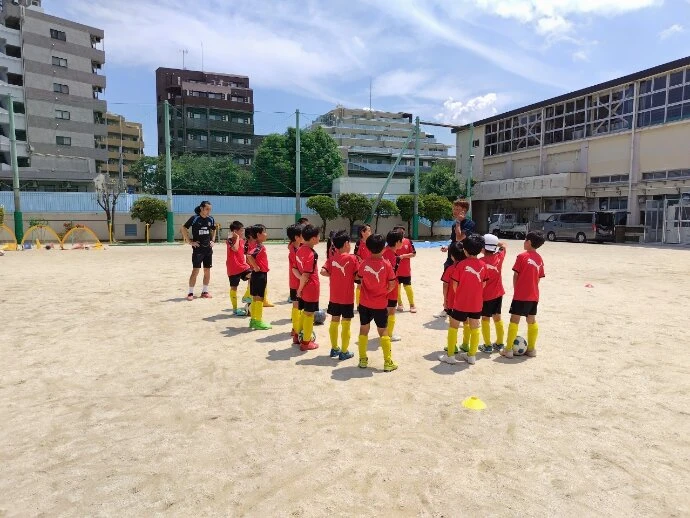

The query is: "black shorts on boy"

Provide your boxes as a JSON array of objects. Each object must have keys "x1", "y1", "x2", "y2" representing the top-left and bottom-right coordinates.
[
  {"x1": 397, "y1": 276, "x2": 412, "y2": 286},
  {"x1": 229, "y1": 270, "x2": 251, "y2": 287},
  {"x1": 249, "y1": 271, "x2": 267, "y2": 297},
  {"x1": 358, "y1": 305, "x2": 388, "y2": 328},
  {"x1": 289, "y1": 289, "x2": 305, "y2": 310},
  {"x1": 192, "y1": 246, "x2": 213, "y2": 268},
  {"x1": 327, "y1": 302, "x2": 355, "y2": 319},
  {"x1": 449, "y1": 309, "x2": 481, "y2": 322},
  {"x1": 509, "y1": 300, "x2": 538, "y2": 316},
  {"x1": 481, "y1": 296, "x2": 503, "y2": 317},
  {"x1": 301, "y1": 300, "x2": 319, "y2": 313},
  {"x1": 387, "y1": 299, "x2": 398, "y2": 308}
]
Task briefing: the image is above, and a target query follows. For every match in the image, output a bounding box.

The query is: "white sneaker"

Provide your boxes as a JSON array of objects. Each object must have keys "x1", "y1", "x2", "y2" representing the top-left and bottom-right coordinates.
[
  {"x1": 438, "y1": 354, "x2": 459, "y2": 365},
  {"x1": 391, "y1": 335, "x2": 402, "y2": 342},
  {"x1": 500, "y1": 348, "x2": 514, "y2": 358},
  {"x1": 434, "y1": 310, "x2": 448, "y2": 318},
  {"x1": 526, "y1": 348, "x2": 537, "y2": 357},
  {"x1": 459, "y1": 352, "x2": 476, "y2": 365}
]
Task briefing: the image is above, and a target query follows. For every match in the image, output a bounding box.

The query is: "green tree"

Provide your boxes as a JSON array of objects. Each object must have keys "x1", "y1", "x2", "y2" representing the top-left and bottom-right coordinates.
[
  {"x1": 252, "y1": 133, "x2": 291, "y2": 195},
  {"x1": 0, "y1": 205, "x2": 4, "y2": 227},
  {"x1": 420, "y1": 194, "x2": 452, "y2": 237},
  {"x1": 337, "y1": 193, "x2": 372, "y2": 234},
  {"x1": 306, "y1": 195, "x2": 339, "y2": 239},
  {"x1": 420, "y1": 160, "x2": 460, "y2": 200},
  {"x1": 373, "y1": 198, "x2": 399, "y2": 233},
  {"x1": 131, "y1": 196, "x2": 168, "y2": 226},
  {"x1": 396, "y1": 194, "x2": 425, "y2": 236},
  {"x1": 129, "y1": 156, "x2": 163, "y2": 193}
]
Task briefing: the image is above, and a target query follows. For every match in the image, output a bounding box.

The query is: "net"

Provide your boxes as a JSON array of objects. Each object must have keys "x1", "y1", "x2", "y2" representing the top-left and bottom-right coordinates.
[{"x1": 61, "y1": 225, "x2": 103, "y2": 250}]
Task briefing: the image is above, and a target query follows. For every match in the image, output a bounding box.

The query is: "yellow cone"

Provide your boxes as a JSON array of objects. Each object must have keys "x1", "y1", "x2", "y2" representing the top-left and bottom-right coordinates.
[{"x1": 462, "y1": 396, "x2": 486, "y2": 410}]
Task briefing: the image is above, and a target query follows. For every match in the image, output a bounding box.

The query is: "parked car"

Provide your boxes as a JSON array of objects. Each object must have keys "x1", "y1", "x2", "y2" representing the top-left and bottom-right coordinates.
[
  {"x1": 488, "y1": 213, "x2": 529, "y2": 239},
  {"x1": 542, "y1": 211, "x2": 616, "y2": 243}
]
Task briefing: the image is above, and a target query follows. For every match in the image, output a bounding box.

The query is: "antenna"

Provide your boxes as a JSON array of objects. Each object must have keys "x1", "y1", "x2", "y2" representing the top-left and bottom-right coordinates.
[
  {"x1": 369, "y1": 77, "x2": 372, "y2": 111},
  {"x1": 201, "y1": 42, "x2": 204, "y2": 72},
  {"x1": 179, "y1": 48, "x2": 188, "y2": 70}
]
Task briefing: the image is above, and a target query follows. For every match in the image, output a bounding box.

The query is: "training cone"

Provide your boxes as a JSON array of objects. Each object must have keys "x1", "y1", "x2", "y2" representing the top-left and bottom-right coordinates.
[{"x1": 462, "y1": 396, "x2": 486, "y2": 411}]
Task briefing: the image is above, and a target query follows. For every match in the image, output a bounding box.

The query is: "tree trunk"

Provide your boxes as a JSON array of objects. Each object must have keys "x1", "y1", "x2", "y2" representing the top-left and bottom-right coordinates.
[
  {"x1": 430, "y1": 221, "x2": 435, "y2": 237},
  {"x1": 321, "y1": 221, "x2": 327, "y2": 240},
  {"x1": 375, "y1": 214, "x2": 380, "y2": 233},
  {"x1": 349, "y1": 219, "x2": 356, "y2": 236},
  {"x1": 407, "y1": 219, "x2": 411, "y2": 236}
]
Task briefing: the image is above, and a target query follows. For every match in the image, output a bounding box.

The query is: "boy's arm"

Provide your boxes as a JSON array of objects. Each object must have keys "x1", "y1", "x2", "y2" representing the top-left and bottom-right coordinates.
[
  {"x1": 513, "y1": 271, "x2": 518, "y2": 289},
  {"x1": 247, "y1": 253, "x2": 259, "y2": 271},
  {"x1": 230, "y1": 235, "x2": 240, "y2": 251},
  {"x1": 297, "y1": 272, "x2": 310, "y2": 297},
  {"x1": 320, "y1": 266, "x2": 330, "y2": 277},
  {"x1": 453, "y1": 280, "x2": 459, "y2": 292},
  {"x1": 442, "y1": 282, "x2": 448, "y2": 309},
  {"x1": 387, "y1": 280, "x2": 396, "y2": 292}
]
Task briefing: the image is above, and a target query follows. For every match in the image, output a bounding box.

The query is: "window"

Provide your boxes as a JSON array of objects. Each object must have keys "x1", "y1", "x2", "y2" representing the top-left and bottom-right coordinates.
[
  {"x1": 56, "y1": 136, "x2": 71, "y2": 146},
  {"x1": 212, "y1": 134, "x2": 229, "y2": 143},
  {"x1": 53, "y1": 83, "x2": 69, "y2": 94},
  {"x1": 209, "y1": 112, "x2": 229, "y2": 121},
  {"x1": 472, "y1": 139, "x2": 479, "y2": 148},
  {"x1": 208, "y1": 92, "x2": 224, "y2": 100},
  {"x1": 55, "y1": 109, "x2": 70, "y2": 120},
  {"x1": 574, "y1": 213, "x2": 594, "y2": 224},
  {"x1": 124, "y1": 224, "x2": 137, "y2": 237},
  {"x1": 52, "y1": 56, "x2": 67, "y2": 67},
  {"x1": 50, "y1": 29, "x2": 66, "y2": 41}
]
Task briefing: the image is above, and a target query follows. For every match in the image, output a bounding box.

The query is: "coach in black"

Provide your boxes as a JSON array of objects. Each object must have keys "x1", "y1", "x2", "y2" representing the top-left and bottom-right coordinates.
[{"x1": 181, "y1": 201, "x2": 217, "y2": 300}]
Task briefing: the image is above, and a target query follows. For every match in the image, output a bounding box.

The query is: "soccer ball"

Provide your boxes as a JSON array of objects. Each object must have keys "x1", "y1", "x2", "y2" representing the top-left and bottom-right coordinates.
[
  {"x1": 513, "y1": 336, "x2": 528, "y2": 356},
  {"x1": 244, "y1": 302, "x2": 251, "y2": 317},
  {"x1": 298, "y1": 330, "x2": 317, "y2": 342},
  {"x1": 314, "y1": 310, "x2": 327, "y2": 325}
]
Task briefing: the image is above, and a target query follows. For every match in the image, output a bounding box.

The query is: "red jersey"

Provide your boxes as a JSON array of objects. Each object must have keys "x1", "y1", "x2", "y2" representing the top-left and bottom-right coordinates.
[
  {"x1": 481, "y1": 249, "x2": 506, "y2": 301},
  {"x1": 226, "y1": 235, "x2": 249, "y2": 276},
  {"x1": 248, "y1": 242, "x2": 269, "y2": 273},
  {"x1": 323, "y1": 251, "x2": 358, "y2": 305},
  {"x1": 357, "y1": 256, "x2": 396, "y2": 310},
  {"x1": 288, "y1": 243, "x2": 301, "y2": 290},
  {"x1": 382, "y1": 247, "x2": 400, "y2": 300},
  {"x1": 512, "y1": 250, "x2": 545, "y2": 301},
  {"x1": 441, "y1": 262, "x2": 458, "y2": 309},
  {"x1": 296, "y1": 245, "x2": 320, "y2": 303},
  {"x1": 395, "y1": 238, "x2": 416, "y2": 277},
  {"x1": 354, "y1": 239, "x2": 371, "y2": 262},
  {"x1": 451, "y1": 257, "x2": 488, "y2": 313}
]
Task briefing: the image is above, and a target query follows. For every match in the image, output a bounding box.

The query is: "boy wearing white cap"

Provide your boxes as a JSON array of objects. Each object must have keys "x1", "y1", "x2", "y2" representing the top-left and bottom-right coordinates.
[{"x1": 480, "y1": 234, "x2": 506, "y2": 353}]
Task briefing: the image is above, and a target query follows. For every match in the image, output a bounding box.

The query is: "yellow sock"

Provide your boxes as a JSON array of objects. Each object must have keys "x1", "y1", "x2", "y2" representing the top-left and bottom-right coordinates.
[
  {"x1": 243, "y1": 286, "x2": 250, "y2": 300},
  {"x1": 481, "y1": 319, "x2": 491, "y2": 345},
  {"x1": 447, "y1": 326, "x2": 458, "y2": 356},
  {"x1": 302, "y1": 314, "x2": 315, "y2": 343},
  {"x1": 397, "y1": 285, "x2": 403, "y2": 305},
  {"x1": 291, "y1": 307, "x2": 300, "y2": 333},
  {"x1": 341, "y1": 320, "x2": 351, "y2": 353},
  {"x1": 469, "y1": 327, "x2": 480, "y2": 356},
  {"x1": 358, "y1": 334, "x2": 368, "y2": 359},
  {"x1": 355, "y1": 285, "x2": 361, "y2": 306},
  {"x1": 404, "y1": 285, "x2": 415, "y2": 306},
  {"x1": 495, "y1": 320, "x2": 505, "y2": 345},
  {"x1": 230, "y1": 289, "x2": 238, "y2": 310},
  {"x1": 387, "y1": 314, "x2": 396, "y2": 337},
  {"x1": 527, "y1": 322, "x2": 539, "y2": 351},
  {"x1": 506, "y1": 322, "x2": 519, "y2": 351},
  {"x1": 381, "y1": 335, "x2": 392, "y2": 362},
  {"x1": 462, "y1": 322, "x2": 470, "y2": 347},
  {"x1": 253, "y1": 300, "x2": 264, "y2": 322},
  {"x1": 250, "y1": 301, "x2": 259, "y2": 321},
  {"x1": 263, "y1": 287, "x2": 273, "y2": 306},
  {"x1": 329, "y1": 321, "x2": 339, "y2": 349},
  {"x1": 297, "y1": 310, "x2": 304, "y2": 334}
]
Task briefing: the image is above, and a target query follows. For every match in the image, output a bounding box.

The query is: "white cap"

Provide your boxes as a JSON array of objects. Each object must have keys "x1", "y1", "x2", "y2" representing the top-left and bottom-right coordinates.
[{"x1": 483, "y1": 233, "x2": 499, "y2": 252}]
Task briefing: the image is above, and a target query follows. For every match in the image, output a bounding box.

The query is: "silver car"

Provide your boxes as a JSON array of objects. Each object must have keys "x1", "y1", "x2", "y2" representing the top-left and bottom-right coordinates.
[{"x1": 542, "y1": 211, "x2": 615, "y2": 243}]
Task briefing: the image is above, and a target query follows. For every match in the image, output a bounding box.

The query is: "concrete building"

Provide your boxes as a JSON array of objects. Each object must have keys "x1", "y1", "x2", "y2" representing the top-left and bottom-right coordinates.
[
  {"x1": 103, "y1": 112, "x2": 143, "y2": 192},
  {"x1": 155, "y1": 67, "x2": 255, "y2": 165},
  {"x1": 312, "y1": 107, "x2": 451, "y2": 179},
  {"x1": 454, "y1": 56, "x2": 690, "y2": 238},
  {"x1": 0, "y1": 0, "x2": 107, "y2": 191}
]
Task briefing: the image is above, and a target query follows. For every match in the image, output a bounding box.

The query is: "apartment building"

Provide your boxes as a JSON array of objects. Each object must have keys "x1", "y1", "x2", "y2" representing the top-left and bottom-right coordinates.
[
  {"x1": 312, "y1": 107, "x2": 451, "y2": 178},
  {"x1": 155, "y1": 67, "x2": 255, "y2": 165},
  {"x1": 102, "y1": 112, "x2": 143, "y2": 192},
  {"x1": 0, "y1": 0, "x2": 107, "y2": 192},
  {"x1": 454, "y1": 56, "x2": 690, "y2": 238}
]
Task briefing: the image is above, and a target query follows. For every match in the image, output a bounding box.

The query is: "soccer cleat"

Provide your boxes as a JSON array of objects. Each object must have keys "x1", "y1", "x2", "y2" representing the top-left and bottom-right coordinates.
[
  {"x1": 438, "y1": 354, "x2": 459, "y2": 365},
  {"x1": 251, "y1": 320, "x2": 272, "y2": 330},
  {"x1": 479, "y1": 344, "x2": 494, "y2": 354},
  {"x1": 459, "y1": 352, "x2": 476, "y2": 365},
  {"x1": 383, "y1": 360, "x2": 398, "y2": 372},
  {"x1": 287, "y1": 297, "x2": 293, "y2": 303},
  {"x1": 233, "y1": 308, "x2": 248, "y2": 316},
  {"x1": 409, "y1": 306, "x2": 417, "y2": 314},
  {"x1": 500, "y1": 348, "x2": 514, "y2": 358},
  {"x1": 300, "y1": 341, "x2": 319, "y2": 351},
  {"x1": 434, "y1": 310, "x2": 447, "y2": 318},
  {"x1": 390, "y1": 335, "x2": 402, "y2": 342},
  {"x1": 329, "y1": 347, "x2": 341, "y2": 358},
  {"x1": 526, "y1": 348, "x2": 537, "y2": 357},
  {"x1": 358, "y1": 357, "x2": 368, "y2": 368},
  {"x1": 186, "y1": 293, "x2": 194, "y2": 301},
  {"x1": 200, "y1": 292, "x2": 212, "y2": 299},
  {"x1": 459, "y1": 343, "x2": 470, "y2": 353},
  {"x1": 338, "y1": 351, "x2": 354, "y2": 361},
  {"x1": 493, "y1": 343, "x2": 504, "y2": 352},
  {"x1": 397, "y1": 305, "x2": 404, "y2": 312},
  {"x1": 242, "y1": 295, "x2": 253, "y2": 304},
  {"x1": 248, "y1": 319, "x2": 256, "y2": 328},
  {"x1": 262, "y1": 300, "x2": 274, "y2": 308}
]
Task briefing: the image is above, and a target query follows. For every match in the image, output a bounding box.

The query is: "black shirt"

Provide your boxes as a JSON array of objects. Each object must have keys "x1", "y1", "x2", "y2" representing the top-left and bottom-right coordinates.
[
  {"x1": 184, "y1": 215, "x2": 215, "y2": 247},
  {"x1": 445, "y1": 218, "x2": 476, "y2": 265}
]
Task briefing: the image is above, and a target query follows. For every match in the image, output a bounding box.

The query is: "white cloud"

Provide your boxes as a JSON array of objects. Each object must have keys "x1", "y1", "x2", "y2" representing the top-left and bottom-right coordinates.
[
  {"x1": 572, "y1": 50, "x2": 589, "y2": 62},
  {"x1": 659, "y1": 24, "x2": 684, "y2": 40},
  {"x1": 435, "y1": 93, "x2": 499, "y2": 124}
]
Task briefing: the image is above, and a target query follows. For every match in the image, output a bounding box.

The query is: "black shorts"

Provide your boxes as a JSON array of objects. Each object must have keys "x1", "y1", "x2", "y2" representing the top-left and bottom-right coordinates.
[
  {"x1": 449, "y1": 309, "x2": 481, "y2": 322},
  {"x1": 387, "y1": 299, "x2": 398, "y2": 308},
  {"x1": 509, "y1": 300, "x2": 539, "y2": 316},
  {"x1": 229, "y1": 270, "x2": 251, "y2": 287},
  {"x1": 192, "y1": 246, "x2": 213, "y2": 268},
  {"x1": 397, "y1": 276, "x2": 412, "y2": 286},
  {"x1": 290, "y1": 290, "x2": 305, "y2": 311},
  {"x1": 358, "y1": 305, "x2": 388, "y2": 329},
  {"x1": 249, "y1": 271, "x2": 267, "y2": 297},
  {"x1": 327, "y1": 302, "x2": 355, "y2": 319},
  {"x1": 481, "y1": 296, "x2": 503, "y2": 317},
  {"x1": 301, "y1": 300, "x2": 319, "y2": 313}
]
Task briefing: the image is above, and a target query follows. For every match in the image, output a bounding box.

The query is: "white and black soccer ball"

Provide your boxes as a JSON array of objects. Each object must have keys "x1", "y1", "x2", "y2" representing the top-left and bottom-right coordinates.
[
  {"x1": 314, "y1": 310, "x2": 327, "y2": 325},
  {"x1": 513, "y1": 336, "x2": 528, "y2": 356},
  {"x1": 244, "y1": 302, "x2": 251, "y2": 317},
  {"x1": 298, "y1": 330, "x2": 317, "y2": 342}
]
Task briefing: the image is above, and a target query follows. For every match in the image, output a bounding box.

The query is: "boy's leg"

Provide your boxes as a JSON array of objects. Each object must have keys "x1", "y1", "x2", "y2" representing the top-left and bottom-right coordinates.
[
  {"x1": 358, "y1": 323, "x2": 370, "y2": 367},
  {"x1": 291, "y1": 301, "x2": 301, "y2": 334},
  {"x1": 262, "y1": 286, "x2": 274, "y2": 307},
  {"x1": 481, "y1": 316, "x2": 491, "y2": 346},
  {"x1": 397, "y1": 284, "x2": 404, "y2": 309},
  {"x1": 460, "y1": 321, "x2": 471, "y2": 352},
  {"x1": 404, "y1": 284, "x2": 415, "y2": 310},
  {"x1": 329, "y1": 315, "x2": 341, "y2": 356},
  {"x1": 300, "y1": 310, "x2": 317, "y2": 350},
  {"x1": 526, "y1": 314, "x2": 538, "y2": 356},
  {"x1": 459, "y1": 318, "x2": 480, "y2": 364},
  {"x1": 439, "y1": 317, "x2": 460, "y2": 364},
  {"x1": 340, "y1": 318, "x2": 352, "y2": 355},
  {"x1": 188, "y1": 268, "x2": 200, "y2": 296},
  {"x1": 230, "y1": 286, "x2": 238, "y2": 310},
  {"x1": 251, "y1": 295, "x2": 272, "y2": 329},
  {"x1": 494, "y1": 314, "x2": 505, "y2": 347},
  {"x1": 501, "y1": 314, "x2": 521, "y2": 357},
  {"x1": 377, "y1": 326, "x2": 397, "y2": 372},
  {"x1": 242, "y1": 284, "x2": 251, "y2": 303},
  {"x1": 355, "y1": 285, "x2": 361, "y2": 306}
]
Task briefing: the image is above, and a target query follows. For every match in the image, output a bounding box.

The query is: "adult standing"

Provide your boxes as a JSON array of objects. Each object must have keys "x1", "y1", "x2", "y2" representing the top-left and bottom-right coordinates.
[{"x1": 181, "y1": 201, "x2": 216, "y2": 301}]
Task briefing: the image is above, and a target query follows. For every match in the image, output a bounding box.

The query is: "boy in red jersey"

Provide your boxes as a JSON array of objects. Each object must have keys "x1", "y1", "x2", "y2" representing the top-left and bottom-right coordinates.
[
  {"x1": 382, "y1": 230, "x2": 403, "y2": 342},
  {"x1": 501, "y1": 231, "x2": 546, "y2": 358},
  {"x1": 480, "y1": 234, "x2": 507, "y2": 353},
  {"x1": 441, "y1": 242, "x2": 464, "y2": 354},
  {"x1": 286, "y1": 223, "x2": 304, "y2": 344},
  {"x1": 320, "y1": 230, "x2": 359, "y2": 360},
  {"x1": 439, "y1": 234, "x2": 487, "y2": 365},
  {"x1": 295, "y1": 224, "x2": 320, "y2": 351},
  {"x1": 356, "y1": 234, "x2": 398, "y2": 372},
  {"x1": 353, "y1": 223, "x2": 372, "y2": 306},
  {"x1": 393, "y1": 225, "x2": 417, "y2": 313},
  {"x1": 246, "y1": 224, "x2": 272, "y2": 331},
  {"x1": 226, "y1": 220, "x2": 251, "y2": 316}
]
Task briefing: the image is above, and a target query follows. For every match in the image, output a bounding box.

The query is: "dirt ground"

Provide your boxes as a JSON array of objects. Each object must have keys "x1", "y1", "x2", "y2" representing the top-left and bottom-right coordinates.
[{"x1": 1, "y1": 240, "x2": 688, "y2": 517}]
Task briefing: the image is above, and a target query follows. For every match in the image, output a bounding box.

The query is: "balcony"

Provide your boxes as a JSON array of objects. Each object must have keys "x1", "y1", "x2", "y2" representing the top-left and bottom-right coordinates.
[
  {"x1": 348, "y1": 161, "x2": 432, "y2": 175},
  {"x1": 472, "y1": 172, "x2": 587, "y2": 201},
  {"x1": 209, "y1": 141, "x2": 253, "y2": 154},
  {"x1": 0, "y1": 54, "x2": 22, "y2": 75},
  {"x1": 0, "y1": 25, "x2": 21, "y2": 46}
]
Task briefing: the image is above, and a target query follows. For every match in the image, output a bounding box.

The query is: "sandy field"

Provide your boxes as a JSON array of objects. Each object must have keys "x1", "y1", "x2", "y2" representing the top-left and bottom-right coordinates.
[{"x1": 1, "y1": 239, "x2": 689, "y2": 517}]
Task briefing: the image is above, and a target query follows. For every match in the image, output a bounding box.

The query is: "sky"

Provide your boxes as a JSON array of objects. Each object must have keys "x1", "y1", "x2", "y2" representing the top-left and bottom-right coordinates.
[{"x1": 47, "y1": 0, "x2": 690, "y2": 156}]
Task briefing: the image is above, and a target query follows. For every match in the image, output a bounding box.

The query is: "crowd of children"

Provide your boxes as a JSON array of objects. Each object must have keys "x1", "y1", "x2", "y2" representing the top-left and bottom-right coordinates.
[{"x1": 217, "y1": 206, "x2": 546, "y2": 372}]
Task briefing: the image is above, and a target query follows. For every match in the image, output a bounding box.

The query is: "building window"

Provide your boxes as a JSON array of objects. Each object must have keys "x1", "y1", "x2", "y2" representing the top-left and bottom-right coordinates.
[
  {"x1": 209, "y1": 111, "x2": 229, "y2": 121},
  {"x1": 232, "y1": 137, "x2": 251, "y2": 145},
  {"x1": 53, "y1": 83, "x2": 69, "y2": 94},
  {"x1": 52, "y1": 56, "x2": 68, "y2": 68},
  {"x1": 590, "y1": 174, "x2": 629, "y2": 184},
  {"x1": 208, "y1": 92, "x2": 224, "y2": 100},
  {"x1": 187, "y1": 110, "x2": 205, "y2": 119},
  {"x1": 639, "y1": 67, "x2": 690, "y2": 128},
  {"x1": 472, "y1": 139, "x2": 479, "y2": 148},
  {"x1": 212, "y1": 133, "x2": 229, "y2": 143},
  {"x1": 56, "y1": 136, "x2": 71, "y2": 146},
  {"x1": 124, "y1": 224, "x2": 138, "y2": 237},
  {"x1": 50, "y1": 29, "x2": 67, "y2": 41},
  {"x1": 599, "y1": 197, "x2": 628, "y2": 210},
  {"x1": 55, "y1": 109, "x2": 70, "y2": 120}
]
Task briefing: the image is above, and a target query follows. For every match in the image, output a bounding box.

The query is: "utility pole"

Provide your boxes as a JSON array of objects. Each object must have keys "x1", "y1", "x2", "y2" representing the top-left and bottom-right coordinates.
[
  {"x1": 8, "y1": 94, "x2": 22, "y2": 242},
  {"x1": 467, "y1": 123, "x2": 474, "y2": 218},
  {"x1": 412, "y1": 117, "x2": 420, "y2": 240},
  {"x1": 164, "y1": 101, "x2": 174, "y2": 242},
  {"x1": 295, "y1": 109, "x2": 301, "y2": 223},
  {"x1": 180, "y1": 49, "x2": 188, "y2": 70}
]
